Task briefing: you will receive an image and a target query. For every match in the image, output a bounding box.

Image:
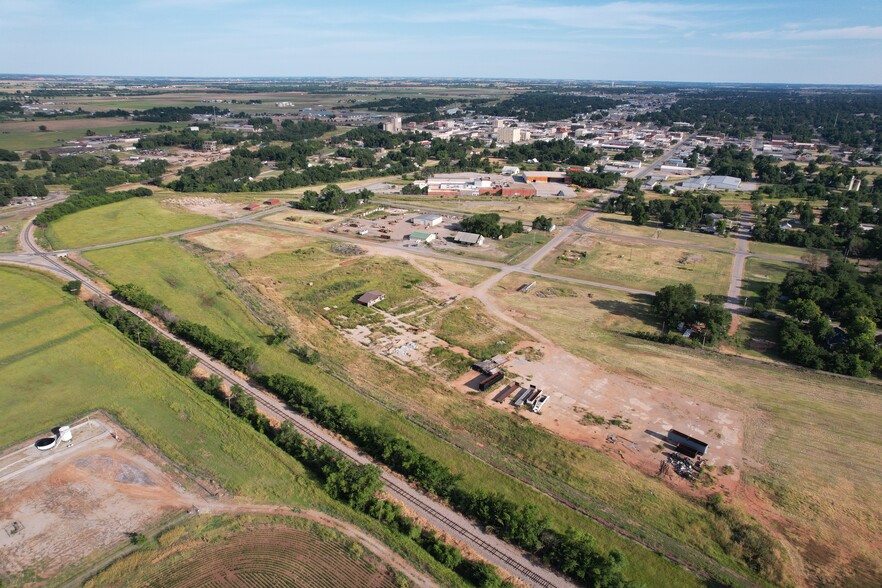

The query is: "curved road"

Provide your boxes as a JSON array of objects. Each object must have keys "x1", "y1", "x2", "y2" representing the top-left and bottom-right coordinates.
[{"x1": 8, "y1": 218, "x2": 575, "y2": 588}]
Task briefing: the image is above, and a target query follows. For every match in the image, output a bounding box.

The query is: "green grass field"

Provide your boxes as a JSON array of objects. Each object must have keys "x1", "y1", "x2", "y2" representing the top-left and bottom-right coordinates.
[
  {"x1": 81, "y1": 238, "x2": 712, "y2": 588},
  {"x1": 429, "y1": 297, "x2": 525, "y2": 359},
  {"x1": 748, "y1": 239, "x2": 824, "y2": 260},
  {"x1": 742, "y1": 257, "x2": 804, "y2": 301},
  {"x1": 43, "y1": 196, "x2": 217, "y2": 250},
  {"x1": 0, "y1": 264, "x2": 480, "y2": 588},
  {"x1": 0, "y1": 216, "x2": 24, "y2": 252},
  {"x1": 0, "y1": 122, "x2": 188, "y2": 151},
  {"x1": 537, "y1": 234, "x2": 733, "y2": 297},
  {"x1": 0, "y1": 265, "x2": 328, "y2": 505},
  {"x1": 587, "y1": 212, "x2": 738, "y2": 250}
]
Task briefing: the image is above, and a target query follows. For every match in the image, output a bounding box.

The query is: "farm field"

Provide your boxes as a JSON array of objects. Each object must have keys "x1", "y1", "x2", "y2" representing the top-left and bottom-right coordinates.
[
  {"x1": 79, "y1": 237, "x2": 715, "y2": 587},
  {"x1": 489, "y1": 272, "x2": 882, "y2": 587},
  {"x1": 84, "y1": 516, "x2": 403, "y2": 588},
  {"x1": 43, "y1": 196, "x2": 217, "y2": 250},
  {"x1": 0, "y1": 265, "x2": 328, "y2": 506},
  {"x1": 585, "y1": 211, "x2": 738, "y2": 250},
  {"x1": 536, "y1": 234, "x2": 733, "y2": 297},
  {"x1": 0, "y1": 120, "x2": 188, "y2": 151}
]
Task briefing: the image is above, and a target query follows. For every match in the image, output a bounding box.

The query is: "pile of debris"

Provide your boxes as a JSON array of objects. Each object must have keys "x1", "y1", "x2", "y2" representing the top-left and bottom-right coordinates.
[
  {"x1": 331, "y1": 242, "x2": 367, "y2": 256},
  {"x1": 558, "y1": 249, "x2": 587, "y2": 263},
  {"x1": 662, "y1": 454, "x2": 704, "y2": 481}
]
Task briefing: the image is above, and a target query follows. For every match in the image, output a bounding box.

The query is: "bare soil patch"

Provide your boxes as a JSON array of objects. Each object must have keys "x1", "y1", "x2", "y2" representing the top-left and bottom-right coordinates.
[
  {"x1": 184, "y1": 225, "x2": 316, "y2": 259},
  {"x1": 0, "y1": 416, "x2": 204, "y2": 583},
  {"x1": 162, "y1": 196, "x2": 243, "y2": 219}
]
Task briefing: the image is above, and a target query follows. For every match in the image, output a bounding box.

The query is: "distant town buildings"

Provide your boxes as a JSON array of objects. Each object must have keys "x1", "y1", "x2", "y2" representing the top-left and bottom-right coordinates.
[
  {"x1": 383, "y1": 115, "x2": 402, "y2": 133},
  {"x1": 680, "y1": 175, "x2": 742, "y2": 191}
]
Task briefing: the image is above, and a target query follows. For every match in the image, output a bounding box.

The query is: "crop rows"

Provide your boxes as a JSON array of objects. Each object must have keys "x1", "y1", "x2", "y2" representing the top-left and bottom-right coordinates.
[{"x1": 136, "y1": 526, "x2": 396, "y2": 588}]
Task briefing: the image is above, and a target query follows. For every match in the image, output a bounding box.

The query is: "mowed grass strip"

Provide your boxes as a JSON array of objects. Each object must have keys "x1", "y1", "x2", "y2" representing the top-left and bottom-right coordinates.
[
  {"x1": 43, "y1": 196, "x2": 217, "y2": 250},
  {"x1": 82, "y1": 238, "x2": 707, "y2": 587},
  {"x1": 538, "y1": 234, "x2": 733, "y2": 297},
  {"x1": 0, "y1": 265, "x2": 327, "y2": 505}
]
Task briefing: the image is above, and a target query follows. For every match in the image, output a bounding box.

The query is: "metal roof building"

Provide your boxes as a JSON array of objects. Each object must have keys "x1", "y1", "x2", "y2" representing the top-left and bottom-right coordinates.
[
  {"x1": 454, "y1": 232, "x2": 485, "y2": 246},
  {"x1": 680, "y1": 175, "x2": 742, "y2": 191}
]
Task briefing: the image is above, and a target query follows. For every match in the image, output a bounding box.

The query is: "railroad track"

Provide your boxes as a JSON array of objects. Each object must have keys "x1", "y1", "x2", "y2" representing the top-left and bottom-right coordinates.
[{"x1": 17, "y1": 222, "x2": 570, "y2": 588}]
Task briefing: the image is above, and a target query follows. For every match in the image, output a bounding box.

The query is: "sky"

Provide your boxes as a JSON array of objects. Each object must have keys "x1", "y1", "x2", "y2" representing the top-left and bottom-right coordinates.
[{"x1": 1, "y1": 0, "x2": 881, "y2": 84}]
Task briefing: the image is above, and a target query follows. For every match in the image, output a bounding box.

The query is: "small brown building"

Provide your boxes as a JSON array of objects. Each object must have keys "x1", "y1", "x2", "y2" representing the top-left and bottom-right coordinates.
[{"x1": 357, "y1": 291, "x2": 386, "y2": 307}]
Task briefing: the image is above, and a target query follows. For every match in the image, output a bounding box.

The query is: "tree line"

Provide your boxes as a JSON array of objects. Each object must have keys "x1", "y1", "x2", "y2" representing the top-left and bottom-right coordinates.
[
  {"x1": 88, "y1": 289, "x2": 513, "y2": 587},
  {"x1": 34, "y1": 187, "x2": 151, "y2": 226},
  {"x1": 104, "y1": 280, "x2": 633, "y2": 587},
  {"x1": 477, "y1": 92, "x2": 620, "y2": 122},
  {"x1": 132, "y1": 106, "x2": 230, "y2": 122}
]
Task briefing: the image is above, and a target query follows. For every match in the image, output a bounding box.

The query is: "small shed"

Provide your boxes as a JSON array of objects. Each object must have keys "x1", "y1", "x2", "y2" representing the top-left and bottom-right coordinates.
[
  {"x1": 264, "y1": 198, "x2": 281, "y2": 205},
  {"x1": 244, "y1": 203, "x2": 261, "y2": 211},
  {"x1": 357, "y1": 291, "x2": 386, "y2": 307}
]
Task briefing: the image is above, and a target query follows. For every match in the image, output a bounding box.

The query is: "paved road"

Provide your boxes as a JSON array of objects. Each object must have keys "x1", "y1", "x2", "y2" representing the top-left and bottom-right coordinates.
[{"x1": 8, "y1": 223, "x2": 575, "y2": 588}]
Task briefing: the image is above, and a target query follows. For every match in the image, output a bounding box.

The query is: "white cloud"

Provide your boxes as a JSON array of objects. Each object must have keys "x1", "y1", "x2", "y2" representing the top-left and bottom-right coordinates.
[
  {"x1": 389, "y1": 1, "x2": 733, "y2": 31},
  {"x1": 727, "y1": 25, "x2": 882, "y2": 41}
]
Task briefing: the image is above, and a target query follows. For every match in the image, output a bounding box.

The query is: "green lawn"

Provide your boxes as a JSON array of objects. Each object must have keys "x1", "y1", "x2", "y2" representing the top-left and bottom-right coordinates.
[
  {"x1": 81, "y1": 238, "x2": 711, "y2": 588},
  {"x1": 742, "y1": 257, "x2": 804, "y2": 302},
  {"x1": 0, "y1": 264, "x2": 466, "y2": 588},
  {"x1": 538, "y1": 235, "x2": 733, "y2": 297},
  {"x1": 43, "y1": 196, "x2": 217, "y2": 249},
  {"x1": 748, "y1": 239, "x2": 824, "y2": 260}
]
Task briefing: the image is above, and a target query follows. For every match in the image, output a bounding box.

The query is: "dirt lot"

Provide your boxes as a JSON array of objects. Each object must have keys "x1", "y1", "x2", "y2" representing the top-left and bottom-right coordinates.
[
  {"x1": 162, "y1": 196, "x2": 245, "y2": 220},
  {"x1": 493, "y1": 345, "x2": 739, "y2": 479},
  {"x1": 185, "y1": 224, "x2": 317, "y2": 258},
  {"x1": 0, "y1": 416, "x2": 204, "y2": 583}
]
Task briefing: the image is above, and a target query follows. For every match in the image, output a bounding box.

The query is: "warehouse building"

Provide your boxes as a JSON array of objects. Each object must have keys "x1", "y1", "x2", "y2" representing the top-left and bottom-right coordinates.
[
  {"x1": 411, "y1": 214, "x2": 444, "y2": 227},
  {"x1": 454, "y1": 232, "x2": 485, "y2": 246}
]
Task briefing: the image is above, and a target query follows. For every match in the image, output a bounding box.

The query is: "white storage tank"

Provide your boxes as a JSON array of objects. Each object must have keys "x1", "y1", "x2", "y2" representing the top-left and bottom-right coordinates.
[{"x1": 58, "y1": 426, "x2": 72, "y2": 443}]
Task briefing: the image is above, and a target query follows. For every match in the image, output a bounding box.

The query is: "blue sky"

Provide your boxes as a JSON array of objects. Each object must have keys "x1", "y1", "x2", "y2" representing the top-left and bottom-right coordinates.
[{"x1": 1, "y1": 0, "x2": 881, "y2": 84}]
